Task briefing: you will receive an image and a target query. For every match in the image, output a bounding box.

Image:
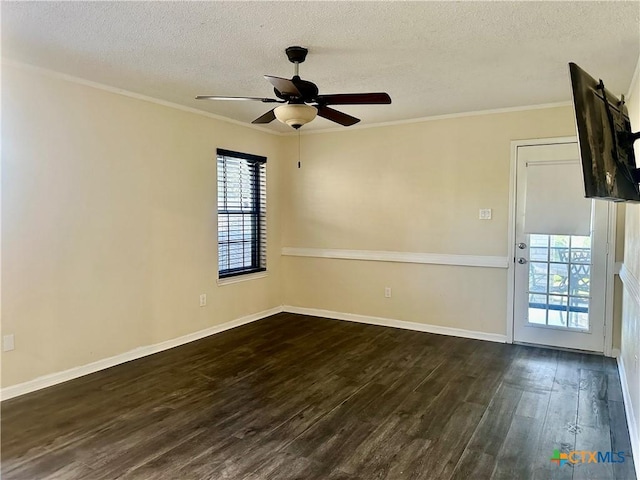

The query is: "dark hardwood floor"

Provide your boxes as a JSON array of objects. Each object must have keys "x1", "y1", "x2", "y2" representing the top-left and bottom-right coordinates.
[{"x1": 1, "y1": 313, "x2": 636, "y2": 479}]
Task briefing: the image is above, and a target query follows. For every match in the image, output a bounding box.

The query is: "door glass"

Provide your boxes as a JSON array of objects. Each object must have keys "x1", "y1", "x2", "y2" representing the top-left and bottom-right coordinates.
[{"x1": 527, "y1": 234, "x2": 591, "y2": 330}]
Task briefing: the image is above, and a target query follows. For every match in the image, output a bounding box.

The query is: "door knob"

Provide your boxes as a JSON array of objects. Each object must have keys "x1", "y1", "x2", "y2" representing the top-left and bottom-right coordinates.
[
  {"x1": 517, "y1": 257, "x2": 527, "y2": 264},
  {"x1": 517, "y1": 242, "x2": 527, "y2": 249}
]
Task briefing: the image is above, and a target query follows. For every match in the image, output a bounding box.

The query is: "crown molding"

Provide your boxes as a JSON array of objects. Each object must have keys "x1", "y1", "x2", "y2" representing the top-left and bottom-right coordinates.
[
  {"x1": 627, "y1": 54, "x2": 640, "y2": 101},
  {"x1": 4, "y1": 58, "x2": 576, "y2": 138},
  {"x1": 1, "y1": 59, "x2": 285, "y2": 136},
  {"x1": 292, "y1": 101, "x2": 573, "y2": 136}
]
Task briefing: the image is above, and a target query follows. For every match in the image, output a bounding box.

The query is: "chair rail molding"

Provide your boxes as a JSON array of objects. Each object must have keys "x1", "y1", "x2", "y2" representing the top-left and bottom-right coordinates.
[
  {"x1": 619, "y1": 263, "x2": 640, "y2": 308},
  {"x1": 281, "y1": 247, "x2": 509, "y2": 269}
]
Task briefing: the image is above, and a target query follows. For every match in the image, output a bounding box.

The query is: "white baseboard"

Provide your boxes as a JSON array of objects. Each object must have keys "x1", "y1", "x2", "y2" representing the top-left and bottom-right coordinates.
[
  {"x1": 612, "y1": 348, "x2": 621, "y2": 358},
  {"x1": 283, "y1": 305, "x2": 507, "y2": 343},
  {"x1": 617, "y1": 355, "x2": 640, "y2": 479},
  {"x1": 1, "y1": 306, "x2": 284, "y2": 401}
]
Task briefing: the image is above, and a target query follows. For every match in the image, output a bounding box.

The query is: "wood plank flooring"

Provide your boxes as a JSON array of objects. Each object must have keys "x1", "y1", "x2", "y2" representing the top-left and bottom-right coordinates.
[{"x1": 1, "y1": 313, "x2": 636, "y2": 479}]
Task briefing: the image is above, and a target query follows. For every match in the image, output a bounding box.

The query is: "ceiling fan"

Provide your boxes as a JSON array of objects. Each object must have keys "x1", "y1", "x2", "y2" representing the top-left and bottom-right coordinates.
[{"x1": 196, "y1": 46, "x2": 392, "y2": 129}]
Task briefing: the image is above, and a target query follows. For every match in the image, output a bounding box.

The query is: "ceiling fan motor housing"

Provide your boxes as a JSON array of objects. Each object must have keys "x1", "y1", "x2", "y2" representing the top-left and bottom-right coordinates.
[
  {"x1": 273, "y1": 77, "x2": 319, "y2": 102},
  {"x1": 285, "y1": 46, "x2": 308, "y2": 64}
]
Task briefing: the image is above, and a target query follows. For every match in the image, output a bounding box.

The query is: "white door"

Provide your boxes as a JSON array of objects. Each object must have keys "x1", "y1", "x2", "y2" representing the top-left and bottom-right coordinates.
[{"x1": 513, "y1": 141, "x2": 609, "y2": 352}]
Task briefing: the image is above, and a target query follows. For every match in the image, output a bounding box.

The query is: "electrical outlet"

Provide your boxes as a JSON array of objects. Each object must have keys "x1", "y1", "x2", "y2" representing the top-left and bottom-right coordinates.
[
  {"x1": 3, "y1": 334, "x2": 15, "y2": 352},
  {"x1": 384, "y1": 287, "x2": 392, "y2": 298},
  {"x1": 199, "y1": 294, "x2": 207, "y2": 307},
  {"x1": 479, "y1": 208, "x2": 492, "y2": 220}
]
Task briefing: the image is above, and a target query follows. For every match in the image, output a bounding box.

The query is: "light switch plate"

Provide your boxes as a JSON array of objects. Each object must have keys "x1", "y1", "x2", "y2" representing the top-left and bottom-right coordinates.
[{"x1": 479, "y1": 208, "x2": 492, "y2": 220}]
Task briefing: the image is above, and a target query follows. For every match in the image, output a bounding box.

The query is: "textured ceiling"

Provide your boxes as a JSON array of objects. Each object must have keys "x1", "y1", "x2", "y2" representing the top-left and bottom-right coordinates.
[{"x1": 2, "y1": 1, "x2": 639, "y2": 133}]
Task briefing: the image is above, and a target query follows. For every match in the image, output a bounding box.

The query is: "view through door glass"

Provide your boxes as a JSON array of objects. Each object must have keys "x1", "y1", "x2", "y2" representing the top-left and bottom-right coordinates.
[{"x1": 528, "y1": 234, "x2": 591, "y2": 331}]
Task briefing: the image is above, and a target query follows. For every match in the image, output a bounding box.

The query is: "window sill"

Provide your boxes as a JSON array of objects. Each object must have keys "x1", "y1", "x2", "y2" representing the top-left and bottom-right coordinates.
[{"x1": 217, "y1": 271, "x2": 268, "y2": 286}]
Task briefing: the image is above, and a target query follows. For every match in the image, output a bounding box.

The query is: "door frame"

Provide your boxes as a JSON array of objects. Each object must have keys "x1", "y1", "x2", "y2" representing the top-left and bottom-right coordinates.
[{"x1": 506, "y1": 136, "x2": 617, "y2": 356}]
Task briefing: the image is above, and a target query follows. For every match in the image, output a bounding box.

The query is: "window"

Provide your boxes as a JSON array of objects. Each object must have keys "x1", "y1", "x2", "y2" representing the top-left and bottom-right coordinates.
[
  {"x1": 527, "y1": 234, "x2": 591, "y2": 330},
  {"x1": 217, "y1": 149, "x2": 266, "y2": 279}
]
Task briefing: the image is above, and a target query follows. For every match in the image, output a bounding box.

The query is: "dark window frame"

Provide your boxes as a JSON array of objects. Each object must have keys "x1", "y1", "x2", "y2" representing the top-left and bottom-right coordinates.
[{"x1": 217, "y1": 148, "x2": 267, "y2": 279}]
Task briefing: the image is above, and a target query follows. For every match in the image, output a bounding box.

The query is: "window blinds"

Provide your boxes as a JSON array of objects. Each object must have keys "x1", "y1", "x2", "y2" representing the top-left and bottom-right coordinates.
[
  {"x1": 523, "y1": 159, "x2": 592, "y2": 236},
  {"x1": 217, "y1": 149, "x2": 267, "y2": 278}
]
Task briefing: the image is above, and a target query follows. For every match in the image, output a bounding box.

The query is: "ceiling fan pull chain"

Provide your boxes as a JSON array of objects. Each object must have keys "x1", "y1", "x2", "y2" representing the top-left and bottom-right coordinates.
[{"x1": 298, "y1": 130, "x2": 301, "y2": 168}]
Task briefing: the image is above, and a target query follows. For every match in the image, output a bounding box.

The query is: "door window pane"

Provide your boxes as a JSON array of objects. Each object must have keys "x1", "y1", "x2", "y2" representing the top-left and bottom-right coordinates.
[
  {"x1": 529, "y1": 262, "x2": 549, "y2": 293},
  {"x1": 549, "y1": 263, "x2": 569, "y2": 295},
  {"x1": 569, "y1": 297, "x2": 589, "y2": 329},
  {"x1": 530, "y1": 247, "x2": 548, "y2": 262},
  {"x1": 548, "y1": 295, "x2": 568, "y2": 327},
  {"x1": 550, "y1": 235, "x2": 570, "y2": 247},
  {"x1": 550, "y1": 235, "x2": 570, "y2": 262},
  {"x1": 530, "y1": 234, "x2": 549, "y2": 247},
  {"x1": 570, "y1": 265, "x2": 590, "y2": 296},
  {"x1": 571, "y1": 236, "x2": 591, "y2": 249},
  {"x1": 570, "y1": 248, "x2": 591, "y2": 264},
  {"x1": 550, "y1": 248, "x2": 569, "y2": 262},
  {"x1": 527, "y1": 234, "x2": 591, "y2": 331},
  {"x1": 528, "y1": 294, "x2": 547, "y2": 324}
]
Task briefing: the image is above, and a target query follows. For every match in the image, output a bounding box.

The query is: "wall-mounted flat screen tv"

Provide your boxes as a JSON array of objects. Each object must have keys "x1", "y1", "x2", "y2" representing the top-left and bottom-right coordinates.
[{"x1": 568, "y1": 62, "x2": 640, "y2": 203}]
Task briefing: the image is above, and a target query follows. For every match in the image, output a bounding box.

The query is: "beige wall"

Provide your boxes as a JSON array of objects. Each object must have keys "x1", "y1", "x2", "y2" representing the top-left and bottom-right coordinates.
[
  {"x1": 620, "y1": 54, "x2": 640, "y2": 458},
  {"x1": 282, "y1": 107, "x2": 576, "y2": 335},
  {"x1": 1, "y1": 64, "x2": 284, "y2": 387},
  {"x1": 2, "y1": 60, "x2": 633, "y2": 393}
]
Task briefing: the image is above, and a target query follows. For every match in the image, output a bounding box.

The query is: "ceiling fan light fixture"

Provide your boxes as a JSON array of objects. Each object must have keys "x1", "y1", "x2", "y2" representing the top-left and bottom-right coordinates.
[
  {"x1": 274, "y1": 104, "x2": 317, "y2": 129},
  {"x1": 196, "y1": 47, "x2": 390, "y2": 128}
]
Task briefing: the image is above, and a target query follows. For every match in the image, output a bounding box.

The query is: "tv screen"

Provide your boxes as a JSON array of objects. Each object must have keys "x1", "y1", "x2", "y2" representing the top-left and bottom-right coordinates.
[{"x1": 568, "y1": 62, "x2": 640, "y2": 203}]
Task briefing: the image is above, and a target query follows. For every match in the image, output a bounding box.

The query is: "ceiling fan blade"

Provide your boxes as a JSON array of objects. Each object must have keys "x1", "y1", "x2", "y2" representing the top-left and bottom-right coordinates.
[
  {"x1": 316, "y1": 93, "x2": 391, "y2": 105},
  {"x1": 264, "y1": 76, "x2": 301, "y2": 96},
  {"x1": 251, "y1": 108, "x2": 277, "y2": 124},
  {"x1": 316, "y1": 106, "x2": 360, "y2": 127},
  {"x1": 195, "y1": 95, "x2": 283, "y2": 103}
]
